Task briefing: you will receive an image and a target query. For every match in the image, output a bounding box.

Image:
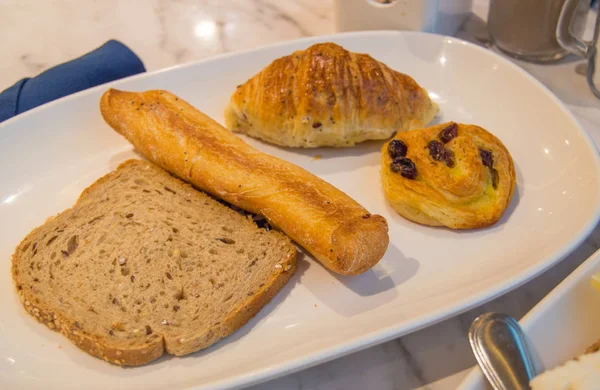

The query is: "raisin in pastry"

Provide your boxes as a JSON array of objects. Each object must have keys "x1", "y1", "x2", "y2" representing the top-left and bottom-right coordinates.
[
  {"x1": 381, "y1": 122, "x2": 516, "y2": 229},
  {"x1": 224, "y1": 42, "x2": 439, "y2": 148}
]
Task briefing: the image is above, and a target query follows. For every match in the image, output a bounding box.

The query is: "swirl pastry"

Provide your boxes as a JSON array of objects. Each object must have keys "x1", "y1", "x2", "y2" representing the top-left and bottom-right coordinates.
[
  {"x1": 381, "y1": 122, "x2": 516, "y2": 229},
  {"x1": 224, "y1": 42, "x2": 439, "y2": 148}
]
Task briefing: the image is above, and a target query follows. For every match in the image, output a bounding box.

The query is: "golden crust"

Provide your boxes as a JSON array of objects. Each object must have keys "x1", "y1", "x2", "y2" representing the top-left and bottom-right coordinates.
[
  {"x1": 381, "y1": 122, "x2": 516, "y2": 229},
  {"x1": 225, "y1": 42, "x2": 439, "y2": 148},
  {"x1": 100, "y1": 89, "x2": 389, "y2": 275}
]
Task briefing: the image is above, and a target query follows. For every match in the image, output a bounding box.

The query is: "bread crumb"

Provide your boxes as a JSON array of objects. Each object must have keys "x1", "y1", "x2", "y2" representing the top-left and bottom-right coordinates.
[{"x1": 313, "y1": 154, "x2": 322, "y2": 161}]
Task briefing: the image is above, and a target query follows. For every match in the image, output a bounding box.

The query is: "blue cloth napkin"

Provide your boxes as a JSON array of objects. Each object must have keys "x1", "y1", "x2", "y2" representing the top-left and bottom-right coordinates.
[{"x1": 0, "y1": 40, "x2": 145, "y2": 123}]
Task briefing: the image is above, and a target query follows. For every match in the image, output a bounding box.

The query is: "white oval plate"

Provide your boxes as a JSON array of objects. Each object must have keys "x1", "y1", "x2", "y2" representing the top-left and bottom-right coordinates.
[
  {"x1": 458, "y1": 248, "x2": 600, "y2": 390},
  {"x1": 1, "y1": 31, "x2": 600, "y2": 390}
]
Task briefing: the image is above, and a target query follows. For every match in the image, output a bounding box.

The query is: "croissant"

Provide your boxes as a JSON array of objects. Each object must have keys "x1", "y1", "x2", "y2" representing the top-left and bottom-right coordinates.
[
  {"x1": 225, "y1": 42, "x2": 439, "y2": 148},
  {"x1": 381, "y1": 122, "x2": 516, "y2": 229}
]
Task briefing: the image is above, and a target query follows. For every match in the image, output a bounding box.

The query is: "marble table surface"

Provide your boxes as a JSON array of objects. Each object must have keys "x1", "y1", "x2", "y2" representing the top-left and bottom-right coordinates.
[{"x1": 2, "y1": 1, "x2": 600, "y2": 389}]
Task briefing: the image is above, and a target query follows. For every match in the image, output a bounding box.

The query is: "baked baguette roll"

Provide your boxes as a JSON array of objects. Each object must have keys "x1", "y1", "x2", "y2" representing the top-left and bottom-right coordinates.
[
  {"x1": 225, "y1": 42, "x2": 439, "y2": 148},
  {"x1": 381, "y1": 122, "x2": 516, "y2": 229},
  {"x1": 101, "y1": 89, "x2": 389, "y2": 275}
]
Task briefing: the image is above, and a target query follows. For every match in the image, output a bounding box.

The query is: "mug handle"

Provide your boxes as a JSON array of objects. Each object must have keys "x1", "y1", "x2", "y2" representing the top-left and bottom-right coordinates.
[{"x1": 557, "y1": 0, "x2": 590, "y2": 57}]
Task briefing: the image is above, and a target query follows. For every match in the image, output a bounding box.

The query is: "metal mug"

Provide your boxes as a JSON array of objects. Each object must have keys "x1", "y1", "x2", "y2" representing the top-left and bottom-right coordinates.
[
  {"x1": 488, "y1": 0, "x2": 572, "y2": 62},
  {"x1": 558, "y1": 0, "x2": 600, "y2": 98}
]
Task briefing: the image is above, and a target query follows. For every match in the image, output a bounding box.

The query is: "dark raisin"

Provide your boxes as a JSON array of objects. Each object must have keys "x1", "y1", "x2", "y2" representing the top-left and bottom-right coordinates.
[
  {"x1": 491, "y1": 168, "x2": 499, "y2": 189},
  {"x1": 427, "y1": 140, "x2": 445, "y2": 161},
  {"x1": 439, "y1": 123, "x2": 458, "y2": 143},
  {"x1": 388, "y1": 140, "x2": 408, "y2": 159},
  {"x1": 145, "y1": 325, "x2": 153, "y2": 335},
  {"x1": 312, "y1": 122, "x2": 322, "y2": 128},
  {"x1": 479, "y1": 148, "x2": 494, "y2": 168},
  {"x1": 390, "y1": 157, "x2": 417, "y2": 179},
  {"x1": 427, "y1": 140, "x2": 455, "y2": 167},
  {"x1": 445, "y1": 152, "x2": 455, "y2": 168}
]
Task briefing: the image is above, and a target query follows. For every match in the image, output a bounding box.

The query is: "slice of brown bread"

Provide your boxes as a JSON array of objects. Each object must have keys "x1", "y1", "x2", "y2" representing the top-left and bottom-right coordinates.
[{"x1": 11, "y1": 159, "x2": 296, "y2": 366}]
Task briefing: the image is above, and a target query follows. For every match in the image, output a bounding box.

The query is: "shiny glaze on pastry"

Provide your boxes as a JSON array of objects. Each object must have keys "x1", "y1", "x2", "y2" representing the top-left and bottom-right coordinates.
[
  {"x1": 225, "y1": 42, "x2": 439, "y2": 148},
  {"x1": 381, "y1": 122, "x2": 516, "y2": 229}
]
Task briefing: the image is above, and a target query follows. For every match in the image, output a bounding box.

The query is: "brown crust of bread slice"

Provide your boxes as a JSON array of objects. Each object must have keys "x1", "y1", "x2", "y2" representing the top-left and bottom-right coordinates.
[{"x1": 12, "y1": 159, "x2": 297, "y2": 366}]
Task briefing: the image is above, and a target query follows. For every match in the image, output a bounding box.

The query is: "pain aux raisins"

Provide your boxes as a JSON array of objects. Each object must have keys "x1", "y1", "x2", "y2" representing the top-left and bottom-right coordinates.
[
  {"x1": 439, "y1": 123, "x2": 458, "y2": 143},
  {"x1": 387, "y1": 139, "x2": 408, "y2": 159},
  {"x1": 427, "y1": 140, "x2": 455, "y2": 167},
  {"x1": 390, "y1": 157, "x2": 417, "y2": 179},
  {"x1": 479, "y1": 148, "x2": 498, "y2": 189}
]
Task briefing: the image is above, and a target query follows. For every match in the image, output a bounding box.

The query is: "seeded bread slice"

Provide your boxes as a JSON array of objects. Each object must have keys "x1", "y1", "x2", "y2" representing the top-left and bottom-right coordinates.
[{"x1": 11, "y1": 159, "x2": 296, "y2": 366}]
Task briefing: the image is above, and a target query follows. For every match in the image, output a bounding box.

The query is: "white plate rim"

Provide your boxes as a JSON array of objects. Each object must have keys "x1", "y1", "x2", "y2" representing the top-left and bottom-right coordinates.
[
  {"x1": 457, "y1": 247, "x2": 600, "y2": 390},
  {"x1": 2, "y1": 31, "x2": 600, "y2": 389}
]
